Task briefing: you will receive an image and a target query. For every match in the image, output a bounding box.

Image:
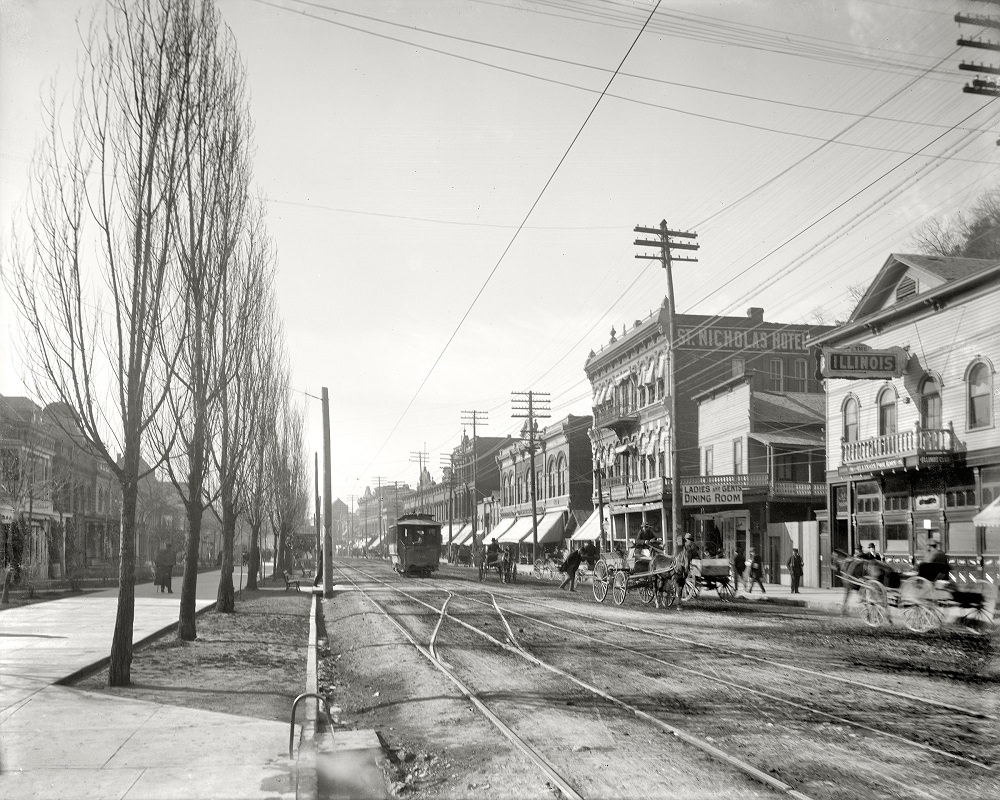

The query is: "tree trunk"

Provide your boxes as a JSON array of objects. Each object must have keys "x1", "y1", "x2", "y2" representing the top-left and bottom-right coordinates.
[
  {"x1": 216, "y1": 495, "x2": 236, "y2": 612},
  {"x1": 246, "y1": 521, "x2": 261, "y2": 590},
  {"x1": 177, "y1": 496, "x2": 204, "y2": 641},
  {"x1": 108, "y1": 472, "x2": 138, "y2": 686}
]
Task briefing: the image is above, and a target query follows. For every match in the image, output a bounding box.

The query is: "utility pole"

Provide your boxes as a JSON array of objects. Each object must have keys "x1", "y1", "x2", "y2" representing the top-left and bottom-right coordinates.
[
  {"x1": 346, "y1": 494, "x2": 358, "y2": 556},
  {"x1": 372, "y1": 476, "x2": 388, "y2": 558},
  {"x1": 441, "y1": 453, "x2": 455, "y2": 557},
  {"x1": 634, "y1": 220, "x2": 698, "y2": 554},
  {"x1": 314, "y1": 452, "x2": 321, "y2": 574},
  {"x1": 321, "y1": 388, "x2": 333, "y2": 598},
  {"x1": 460, "y1": 410, "x2": 487, "y2": 544},
  {"x1": 957, "y1": 5, "x2": 1000, "y2": 97},
  {"x1": 511, "y1": 391, "x2": 550, "y2": 561},
  {"x1": 410, "y1": 447, "x2": 428, "y2": 511}
]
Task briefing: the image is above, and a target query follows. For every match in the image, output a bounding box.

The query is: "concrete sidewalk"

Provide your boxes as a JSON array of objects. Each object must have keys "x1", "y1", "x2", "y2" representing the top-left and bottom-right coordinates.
[{"x1": 0, "y1": 570, "x2": 305, "y2": 800}]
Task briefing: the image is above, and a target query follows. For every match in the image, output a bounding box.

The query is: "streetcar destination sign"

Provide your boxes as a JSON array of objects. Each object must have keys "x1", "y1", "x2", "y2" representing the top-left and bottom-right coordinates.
[{"x1": 821, "y1": 345, "x2": 907, "y2": 379}]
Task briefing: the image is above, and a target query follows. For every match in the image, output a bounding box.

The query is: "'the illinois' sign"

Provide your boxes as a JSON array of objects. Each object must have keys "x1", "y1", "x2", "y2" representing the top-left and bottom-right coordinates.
[{"x1": 821, "y1": 346, "x2": 907, "y2": 379}]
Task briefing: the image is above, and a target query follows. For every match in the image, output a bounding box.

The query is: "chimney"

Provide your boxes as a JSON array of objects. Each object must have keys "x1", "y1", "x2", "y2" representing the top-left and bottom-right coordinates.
[{"x1": 747, "y1": 307, "x2": 764, "y2": 324}]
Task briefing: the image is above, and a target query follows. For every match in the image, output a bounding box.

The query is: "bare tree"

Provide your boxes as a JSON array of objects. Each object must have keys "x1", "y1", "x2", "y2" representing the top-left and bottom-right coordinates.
[
  {"x1": 211, "y1": 200, "x2": 274, "y2": 612},
  {"x1": 5, "y1": 0, "x2": 195, "y2": 684},
  {"x1": 150, "y1": 0, "x2": 254, "y2": 640},
  {"x1": 911, "y1": 187, "x2": 1000, "y2": 259},
  {"x1": 243, "y1": 302, "x2": 283, "y2": 590},
  {"x1": 269, "y1": 389, "x2": 310, "y2": 576}
]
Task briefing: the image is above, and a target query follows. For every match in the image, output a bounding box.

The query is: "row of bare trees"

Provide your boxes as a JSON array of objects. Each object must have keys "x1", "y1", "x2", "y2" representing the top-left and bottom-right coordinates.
[{"x1": 4, "y1": 0, "x2": 309, "y2": 686}]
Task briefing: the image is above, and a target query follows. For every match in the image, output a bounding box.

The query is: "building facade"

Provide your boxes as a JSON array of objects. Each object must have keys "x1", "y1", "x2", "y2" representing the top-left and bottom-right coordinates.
[
  {"x1": 693, "y1": 373, "x2": 826, "y2": 586},
  {"x1": 811, "y1": 254, "x2": 1000, "y2": 586},
  {"x1": 492, "y1": 414, "x2": 594, "y2": 561},
  {"x1": 585, "y1": 302, "x2": 830, "y2": 550}
]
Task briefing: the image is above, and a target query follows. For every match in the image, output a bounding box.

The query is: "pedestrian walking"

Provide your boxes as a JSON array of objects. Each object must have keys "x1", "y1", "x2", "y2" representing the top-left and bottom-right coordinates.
[
  {"x1": 155, "y1": 544, "x2": 175, "y2": 594},
  {"x1": 734, "y1": 549, "x2": 746, "y2": 591},
  {"x1": 787, "y1": 547, "x2": 804, "y2": 594},
  {"x1": 558, "y1": 547, "x2": 582, "y2": 591},
  {"x1": 747, "y1": 549, "x2": 766, "y2": 594}
]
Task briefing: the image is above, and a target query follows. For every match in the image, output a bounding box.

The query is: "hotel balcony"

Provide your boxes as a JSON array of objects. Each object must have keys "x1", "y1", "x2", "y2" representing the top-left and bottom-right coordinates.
[
  {"x1": 604, "y1": 476, "x2": 668, "y2": 504},
  {"x1": 594, "y1": 404, "x2": 639, "y2": 437},
  {"x1": 598, "y1": 473, "x2": 825, "y2": 505},
  {"x1": 841, "y1": 425, "x2": 957, "y2": 470}
]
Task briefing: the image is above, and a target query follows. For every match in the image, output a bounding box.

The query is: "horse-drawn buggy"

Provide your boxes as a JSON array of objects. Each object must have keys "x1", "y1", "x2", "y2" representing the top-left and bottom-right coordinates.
[
  {"x1": 474, "y1": 542, "x2": 517, "y2": 583},
  {"x1": 592, "y1": 538, "x2": 682, "y2": 607},
  {"x1": 839, "y1": 554, "x2": 996, "y2": 633}
]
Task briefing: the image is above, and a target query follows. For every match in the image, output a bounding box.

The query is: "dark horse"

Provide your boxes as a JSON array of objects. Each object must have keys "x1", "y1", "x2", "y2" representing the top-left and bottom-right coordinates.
[
  {"x1": 833, "y1": 551, "x2": 902, "y2": 614},
  {"x1": 650, "y1": 547, "x2": 691, "y2": 609}
]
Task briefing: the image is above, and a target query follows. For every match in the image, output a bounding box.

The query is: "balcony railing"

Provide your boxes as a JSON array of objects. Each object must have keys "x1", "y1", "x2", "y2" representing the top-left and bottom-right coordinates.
[
  {"x1": 842, "y1": 424, "x2": 956, "y2": 465},
  {"x1": 594, "y1": 405, "x2": 639, "y2": 435}
]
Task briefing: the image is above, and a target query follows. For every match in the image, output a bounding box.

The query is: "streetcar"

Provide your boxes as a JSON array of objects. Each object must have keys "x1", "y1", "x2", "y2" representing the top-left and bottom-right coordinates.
[{"x1": 388, "y1": 514, "x2": 443, "y2": 577}]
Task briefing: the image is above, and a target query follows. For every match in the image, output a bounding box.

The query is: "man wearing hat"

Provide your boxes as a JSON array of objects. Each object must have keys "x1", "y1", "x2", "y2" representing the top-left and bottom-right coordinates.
[
  {"x1": 918, "y1": 540, "x2": 951, "y2": 583},
  {"x1": 786, "y1": 547, "x2": 804, "y2": 594}
]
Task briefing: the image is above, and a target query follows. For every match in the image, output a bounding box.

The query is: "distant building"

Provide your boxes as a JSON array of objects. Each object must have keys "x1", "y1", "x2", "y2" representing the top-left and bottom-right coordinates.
[
  {"x1": 491, "y1": 414, "x2": 593, "y2": 561},
  {"x1": 810, "y1": 254, "x2": 1000, "y2": 585}
]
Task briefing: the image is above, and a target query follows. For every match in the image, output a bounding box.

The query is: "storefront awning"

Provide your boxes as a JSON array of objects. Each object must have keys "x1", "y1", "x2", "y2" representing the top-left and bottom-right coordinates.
[
  {"x1": 973, "y1": 497, "x2": 1000, "y2": 529},
  {"x1": 498, "y1": 515, "x2": 535, "y2": 544},
  {"x1": 484, "y1": 517, "x2": 516, "y2": 545},
  {"x1": 536, "y1": 510, "x2": 566, "y2": 544},
  {"x1": 451, "y1": 523, "x2": 474, "y2": 546},
  {"x1": 365, "y1": 533, "x2": 381, "y2": 549},
  {"x1": 571, "y1": 508, "x2": 603, "y2": 541}
]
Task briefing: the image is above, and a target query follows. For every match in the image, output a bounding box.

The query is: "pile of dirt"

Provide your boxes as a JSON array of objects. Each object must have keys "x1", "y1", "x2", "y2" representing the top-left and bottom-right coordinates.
[{"x1": 73, "y1": 588, "x2": 312, "y2": 722}]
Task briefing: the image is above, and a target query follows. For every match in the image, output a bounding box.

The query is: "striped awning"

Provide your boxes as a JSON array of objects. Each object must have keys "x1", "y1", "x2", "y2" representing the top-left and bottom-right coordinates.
[
  {"x1": 498, "y1": 516, "x2": 535, "y2": 544},
  {"x1": 571, "y1": 508, "x2": 603, "y2": 541}
]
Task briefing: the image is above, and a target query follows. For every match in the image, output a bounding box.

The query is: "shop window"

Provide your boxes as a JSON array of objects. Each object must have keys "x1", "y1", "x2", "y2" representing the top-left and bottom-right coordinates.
[
  {"x1": 835, "y1": 485, "x2": 849, "y2": 514},
  {"x1": 884, "y1": 493, "x2": 910, "y2": 511},
  {"x1": 855, "y1": 481, "x2": 881, "y2": 513},
  {"x1": 967, "y1": 361, "x2": 993, "y2": 430},
  {"x1": 919, "y1": 375, "x2": 941, "y2": 430},
  {"x1": 945, "y1": 487, "x2": 976, "y2": 508},
  {"x1": 885, "y1": 523, "x2": 909, "y2": 542},
  {"x1": 877, "y1": 386, "x2": 897, "y2": 436},
  {"x1": 948, "y1": 521, "x2": 977, "y2": 553},
  {"x1": 857, "y1": 524, "x2": 881, "y2": 545},
  {"x1": 842, "y1": 396, "x2": 859, "y2": 443}
]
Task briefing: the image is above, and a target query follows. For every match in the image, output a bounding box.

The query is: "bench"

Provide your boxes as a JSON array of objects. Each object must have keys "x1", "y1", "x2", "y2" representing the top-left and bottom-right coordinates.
[{"x1": 282, "y1": 571, "x2": 301, "y2": 592}]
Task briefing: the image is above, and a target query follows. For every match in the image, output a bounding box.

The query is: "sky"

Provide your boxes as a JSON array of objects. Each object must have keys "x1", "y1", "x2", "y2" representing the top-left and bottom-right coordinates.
[{"x1": 2, "y1": 0, "x2": 998, "y2": 508}]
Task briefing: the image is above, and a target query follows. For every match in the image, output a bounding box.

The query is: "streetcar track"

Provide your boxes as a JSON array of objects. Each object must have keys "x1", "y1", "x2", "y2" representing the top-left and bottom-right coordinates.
[{"x1": 335, "y1": 561, "x2": 818, "y2": 800}]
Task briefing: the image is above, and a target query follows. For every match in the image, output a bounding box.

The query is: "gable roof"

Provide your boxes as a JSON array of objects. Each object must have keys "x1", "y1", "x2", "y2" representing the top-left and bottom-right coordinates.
[
  {"x1": 848, "y1": 253, "x2": 999, "y2": 322},
  {"x1": 751, "y1": 392, "x2": 824, "y2": 426}
]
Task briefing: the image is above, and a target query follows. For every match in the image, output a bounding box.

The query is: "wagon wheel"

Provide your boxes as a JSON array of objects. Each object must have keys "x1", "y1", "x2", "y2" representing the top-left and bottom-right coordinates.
[
  {"x1": 612, "y1": 570, "x2": 629, "y2": 606},
  {"x1": 716, "y1": 578, "x2": 736, "y2": 602},
  {"x1": 592, "y1": 560, "x2": 610, "y2": 603},
  {"x1": 858, "y1": 580, "x2": 889, "y2": 627},
  {"x1": 638, "y1": 579, "x2": 656, "y2": 605},
  {"x1": 959, "y1": 581, "x2": 997, "y2": 633},
  {"x1": 682, "y1": 574, "x2": 700, "y2": 601},
  {"x1": 901, "y1": 600, "x2": 943, "y2": 633},
  {"x1": 533, "y1": 559, "x2": 545, "y2": 579}
]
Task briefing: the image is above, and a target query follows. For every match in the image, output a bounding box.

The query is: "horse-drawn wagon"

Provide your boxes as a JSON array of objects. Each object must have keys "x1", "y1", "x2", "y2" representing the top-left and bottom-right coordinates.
[
  {"x1": 839, "y1": 555, "x2": 996, "y2": 633},
  {"x1": 683, "y1": 556, "x2": 736, "y2": 601},
  {"x1": 592, "y1": 540, "x2": 679, "y2": 606},
  {"x1": 475, "y1": 544, "x2": 517, "y2": 583}
]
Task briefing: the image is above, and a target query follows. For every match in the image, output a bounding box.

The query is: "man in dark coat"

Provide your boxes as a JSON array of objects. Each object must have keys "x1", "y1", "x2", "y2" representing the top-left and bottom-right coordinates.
[
  {"x1": 787, "y1": 547, "x2": 804, "y2": 594},
  {"x1": 155, "y1": 545, "x2": 175, "y2": 594},
  {"x1": 559, "y1": 548, "x2": 583, "y2": 592},
  {"x1": 580, "y1": 539, "x2": 598, "y2": 570}
]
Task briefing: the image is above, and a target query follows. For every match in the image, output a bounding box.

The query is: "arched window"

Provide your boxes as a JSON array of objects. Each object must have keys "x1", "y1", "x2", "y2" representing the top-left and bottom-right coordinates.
[
  {"x1": 919, "y1": 375, "x2": 941, "y2": 430},
  {"x1": 842, "y1": 396, "x2": 859, "y2": 443},
  {"x1": 877, "y1": 386, "x2": 897, "y2": 437},
  {"x1": 968, "y1": 362, "x2": 993, "y2": 429}
]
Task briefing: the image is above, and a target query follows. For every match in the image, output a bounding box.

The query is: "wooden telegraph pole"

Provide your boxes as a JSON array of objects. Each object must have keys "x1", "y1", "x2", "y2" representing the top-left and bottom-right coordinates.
[
  {"x1": 321, "y1": 388, "x2": 333, "y2": 598},
  {"x1": 511, "y1": 391, "x2": 551, "y2": 561},
  {"x1": 634, "y1": 221, "x2": 698, "y2": 553},
  {"x1": 461, "y1": 410, "x2": 487, "y2": 544}
]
